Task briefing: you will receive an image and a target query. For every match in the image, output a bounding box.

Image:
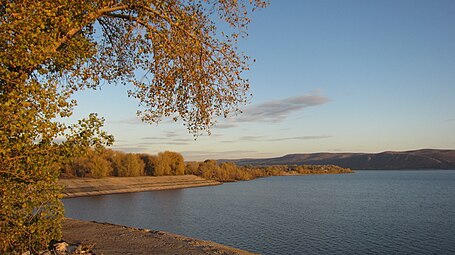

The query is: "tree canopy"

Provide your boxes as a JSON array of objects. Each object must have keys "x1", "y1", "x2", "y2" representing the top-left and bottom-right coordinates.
[
  {"x1": 1, "y1": 0, "x2": 267, "y2": 133},
  {"x1": 0, "y1": 0, "x2": 267, "y2": 252}
]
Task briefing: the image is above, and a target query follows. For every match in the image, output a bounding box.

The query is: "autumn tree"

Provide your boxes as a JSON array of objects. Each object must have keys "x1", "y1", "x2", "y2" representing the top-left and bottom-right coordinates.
[
  {"x1": 199, "y1": 159, "x2": 219, "y2": 179},
  {"x1": 140, "y1": 154, "x2": 157, "y2": 176},
  {"x1": 67, "y1": 149, "x2": 112, "y2": 178},
  {"x1": 118, "y1": 153, "x2": 145, "y2": 177},
  {"x1": 1, "y1": 0, "x2": 266, "y2": 252},
  {"x1": 153, "y1": 154, "x2": 168, "y2": 176},
  {"x1": 164, "y1": 151, "x2": 185, "y2": 175},
  {"x1": 154, "y1": 151, "x2": 185, "y2": 176},
  {"x1": 185, "y1": 161, "x2": 201, "y2": 175}
]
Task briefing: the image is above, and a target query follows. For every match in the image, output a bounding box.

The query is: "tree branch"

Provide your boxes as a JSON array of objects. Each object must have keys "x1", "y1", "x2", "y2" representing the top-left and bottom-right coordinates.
[{"x1": 53, "y1": 5, "x2": 129, "y2": 52}]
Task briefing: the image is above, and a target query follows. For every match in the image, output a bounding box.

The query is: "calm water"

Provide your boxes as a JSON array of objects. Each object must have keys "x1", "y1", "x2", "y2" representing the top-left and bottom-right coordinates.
[{"x1": 64, "y1": 170, "x2": 455, "y2": 254}]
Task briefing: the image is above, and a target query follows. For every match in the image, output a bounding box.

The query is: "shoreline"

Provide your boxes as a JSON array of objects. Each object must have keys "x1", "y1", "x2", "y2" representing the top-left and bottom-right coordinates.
[
  {"x1": 60, "y1": 173, "x2": 350, "y2": 254},
  {"x1": 61, "y1": 175, "x2": 257, "y2": 254},
  {"x1": 63, "y1": 218, "x2": 257, "y2": 255},
  {"x1": 60, "y1": 172, "x2": 353, "y2": 198},
  {"x1": 60, "y1": 175, "x2": 221, "y2": 198}
]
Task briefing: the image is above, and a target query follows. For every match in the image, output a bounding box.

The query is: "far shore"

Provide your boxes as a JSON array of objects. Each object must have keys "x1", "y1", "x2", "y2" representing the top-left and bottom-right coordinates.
[{"x1": 59, "y1": 175, "x2": 221, "y2": 198}]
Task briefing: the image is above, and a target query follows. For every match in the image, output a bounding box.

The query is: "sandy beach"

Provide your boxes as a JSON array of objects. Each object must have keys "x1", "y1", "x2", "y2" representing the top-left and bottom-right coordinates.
[{"x1": 60, "y1": 175, "x2": 221, "y2": 198}]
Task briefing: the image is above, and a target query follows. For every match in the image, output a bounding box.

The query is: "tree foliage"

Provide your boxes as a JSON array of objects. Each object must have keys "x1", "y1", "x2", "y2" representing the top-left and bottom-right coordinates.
[
  {"x1": 185, "y1": 161, "x2": 353, "y2": 182},
  {"x1": 154, "y1": 151, "x2": 185, "y2": 176},
  {"x1": 117, "y1": 153, "x2": 145, "y2": 177},
  {"x1": 63, "y1": 149, "x2": 185, "y2": 178},
  {"x1": 62, "y1": 149, "x2": 353, "y2": 182},
  {"x1": 1, "y1": 0, "x2": 267, "y2": 253}
]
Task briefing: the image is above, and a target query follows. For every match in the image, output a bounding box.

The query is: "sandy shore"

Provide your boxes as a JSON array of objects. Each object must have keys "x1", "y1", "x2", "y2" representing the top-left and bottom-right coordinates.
[
  {"x1": 63, "y1": 218, "x2": 257, "y2": 255},
  {"x1": 60, "y1": 175, "x2": 221, "y2": 198}
]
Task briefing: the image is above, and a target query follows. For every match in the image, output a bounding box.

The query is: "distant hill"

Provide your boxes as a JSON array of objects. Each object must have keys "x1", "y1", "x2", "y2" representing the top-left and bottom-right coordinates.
[{"x1": 219, "y1": 149, "x2": 455, "y2": 170}]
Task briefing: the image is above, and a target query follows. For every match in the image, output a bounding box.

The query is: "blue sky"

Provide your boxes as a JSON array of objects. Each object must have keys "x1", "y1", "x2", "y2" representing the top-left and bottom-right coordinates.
[{"x1": 70, "y1": 0, "x2": 455, "y2": 161}]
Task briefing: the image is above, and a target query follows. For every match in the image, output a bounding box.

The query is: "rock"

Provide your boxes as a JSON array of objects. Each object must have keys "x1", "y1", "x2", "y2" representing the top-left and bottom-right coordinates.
[{"x1": 54, "y1": 241, "x2": 69, "y2": 254}]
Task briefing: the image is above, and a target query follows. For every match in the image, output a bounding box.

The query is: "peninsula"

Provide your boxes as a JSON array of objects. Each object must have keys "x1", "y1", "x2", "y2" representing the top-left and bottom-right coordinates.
[{"x1": 60, "y1": 175, "x2": 220, "y2": 198}]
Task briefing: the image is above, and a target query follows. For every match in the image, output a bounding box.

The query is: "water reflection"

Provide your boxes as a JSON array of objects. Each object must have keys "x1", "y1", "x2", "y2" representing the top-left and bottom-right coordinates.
[
  {"x1": 64, "y1": 189, "x2": 184, "y2": 229},
  {"x1": 64, "y1": 171, "x2": 455, "y2": 255}
]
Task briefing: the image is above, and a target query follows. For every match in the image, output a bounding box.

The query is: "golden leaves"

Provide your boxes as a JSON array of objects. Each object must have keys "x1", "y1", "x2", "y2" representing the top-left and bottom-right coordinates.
[{"x1": 1, "y1": 1, "x2": 265, "y2": 249}]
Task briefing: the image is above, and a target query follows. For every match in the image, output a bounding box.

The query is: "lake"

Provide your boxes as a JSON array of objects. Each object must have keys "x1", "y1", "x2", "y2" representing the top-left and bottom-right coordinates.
[{"x1": 63, "y1": 170, "x2": 455, "y2": 254}]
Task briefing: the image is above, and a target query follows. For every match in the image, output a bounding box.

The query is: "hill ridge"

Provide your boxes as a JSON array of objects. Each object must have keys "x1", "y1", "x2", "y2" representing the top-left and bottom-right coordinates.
[{"x1": 218, "y1": 149, "x2": 455, "y2": 170}]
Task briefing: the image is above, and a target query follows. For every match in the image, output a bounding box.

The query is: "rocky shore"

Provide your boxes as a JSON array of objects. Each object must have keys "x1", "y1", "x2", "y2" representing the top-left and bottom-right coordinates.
[
  {"x1": 59, "y1": 175, "x2": 220, "y2": 198},
  {"x1": 63, "y1": 218, "x2": 257, "y2": 255}
]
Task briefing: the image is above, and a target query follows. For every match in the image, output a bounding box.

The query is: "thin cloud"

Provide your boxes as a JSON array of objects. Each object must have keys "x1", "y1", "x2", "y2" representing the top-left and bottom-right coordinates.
[
  {"x1": 142, "y1": 137, "x2": 167, "y2": 140},
  {"x1": 165, "y1": 131, "x2": 180, "y2": 138},
  {"x1": 220, "y1": 140, "x2": 236, "y2": 144},
  {"x1": 109, "y1": 117, "x2": 143, "y2": 125},
  {"x1": 162, "y1": 142, "x2": 188, "y2": 145},
  {"x1": 239, "y1": 94, "x2": 329, "y2": 123},
  {"x1": 111, "y1": 145, "x2": 147, "y2": 153},
  {"x1": 181, "y1": 150, "x2": 272, "y2": 161},
  {"x1": 221, "y1": 135, "x2": 331, "y2": 144},
  {"x1": 138, "y1": 141, "x2": 189, "y2": 146},
  {"x1": 140, "y1": 135, "x2": 193, "y2": 145},
  {"x1": 239, "y1": 135, "x2": 265, "y2": 141},
  {"x1": 214, "y1": 123, "x2": 238, "y2": 129},
  {"x1": 238, "y1": 135, "x2": 332, "y2": 142},
  {"x1": 216, "y1": 93, "x2": 330, "y2": 128},
  {"x1": 172, "y1": 138, "x2": 193, "y2": 142},
  {"x1": 266, "y1": 135, "x2": 332, "y2": 142}
]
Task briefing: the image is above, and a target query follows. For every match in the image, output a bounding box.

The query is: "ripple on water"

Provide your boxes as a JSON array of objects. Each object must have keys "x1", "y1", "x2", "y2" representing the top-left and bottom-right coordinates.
[{"x1": 64, "y1": 171, "x2": 455, "y2": 255}]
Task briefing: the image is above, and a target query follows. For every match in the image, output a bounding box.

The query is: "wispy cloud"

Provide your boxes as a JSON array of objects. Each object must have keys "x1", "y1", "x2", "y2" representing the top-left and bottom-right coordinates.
[
  {"x1": 220, "y1": 135, "x2": 331, "y2": 143},
  {"x1": 238, "y1": 93, "x2": 329, "y2": 123},
  {"x1": 214, "y1": 123, "x2": 238, "y2": 129},
  {"x1": 142, "y1": 137, "x2": 167, "y2": 140},
  {"x1": 138, "y1": 141, "x2": 189, "y2": 146},
  {"x1": 140, "y1": 135, "x2": 193, "y2": 146},
  {"x1": 220, "y1": 140, "x2": 235, "y2": 144},
  {"x1": 215, "y1": 93, "x2": 329, "y2": 128},
  {"x1": 181, "y1": 150, "x2": 273, "y2": 161},
  {"x1": 111, "y1": 145, "x2": 147, "y2": 153},
  {"x1": 240, "y1": 135, "x2": 265, "y2": 141},
  {"x1": 266, "y1": 135, "x2": 332, "y2": 142},
  {"x1": 160, "y1": 142, "x2": 188, "y2": 146},
  {"x1": 221, "y1": 135, "x2": 332, "y2": 143},
  {"x1": 165, "y1": 131, "x2": 180, "y2": 138},
  {"x1": 109, "y1": 117, "x2": 143, "y2": 125},
  {"x1": 142, "y1": 131, "x2": 185, "y2": 139}
]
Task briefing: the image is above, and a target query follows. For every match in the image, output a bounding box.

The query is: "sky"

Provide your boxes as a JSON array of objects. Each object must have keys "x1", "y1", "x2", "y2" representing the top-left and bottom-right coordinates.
[{"x1": 69, "y1": 0, "x2": 455, "y2": 161}]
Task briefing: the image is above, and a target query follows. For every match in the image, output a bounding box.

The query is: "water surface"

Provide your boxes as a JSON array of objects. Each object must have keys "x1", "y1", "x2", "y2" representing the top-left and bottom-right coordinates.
[{"x1": 64, "y1": 170, "x2": 455, "y2": 254}]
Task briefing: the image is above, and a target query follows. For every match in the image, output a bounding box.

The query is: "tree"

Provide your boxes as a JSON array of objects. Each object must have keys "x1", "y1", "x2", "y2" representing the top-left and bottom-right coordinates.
[
  {"x1": 185, "y1": 161, "x2": 201, "y2": 175},
  {"x1": 199, "y1": 160, "x2": 219, "y2": 180},
  {"x1": 85, "y1": 149, "x2": 113, "y2": 178},
  {"x1": 1, "y1": 0, "x2": 266, "y2": 252},
  {"x1": 153, "y1": 151, "x2": 184, "y2": 176},
  {"x1": 140, "y1": 154, "x2": 157, "y2": 176},
  {"x1": 65, "y1": 149, "x2": 113, "y2": 178},
  {"x1": 118, "y1": 153, "x2": 145, "y2": 177},
  {"x1": 163, "y1": 151, "x2": 185, "y2": 175}
]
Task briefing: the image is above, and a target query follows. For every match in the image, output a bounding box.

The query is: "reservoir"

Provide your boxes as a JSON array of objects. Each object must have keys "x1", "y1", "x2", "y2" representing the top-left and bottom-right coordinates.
[{"x1": 64, "y1": 170, "x2": 455, "y2": 254}]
